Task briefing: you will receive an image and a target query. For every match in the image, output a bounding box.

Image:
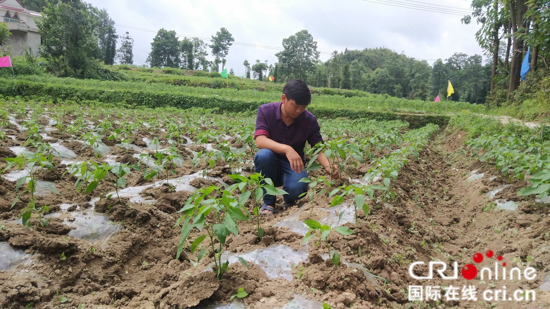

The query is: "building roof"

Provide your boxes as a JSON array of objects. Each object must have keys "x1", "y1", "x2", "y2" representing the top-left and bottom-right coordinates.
[{"x1": 0, "y1": 0, "x2": 41, "y2": 17}]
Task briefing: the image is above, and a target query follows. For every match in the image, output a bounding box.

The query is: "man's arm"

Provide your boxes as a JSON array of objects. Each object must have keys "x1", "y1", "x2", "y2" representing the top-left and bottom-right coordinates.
[
  {"x1": 316, "y1": 152, "x2": 340, "y2": 180},
  {"x1": 256, "y1": 135, "x2": 304, "y2": 173}
]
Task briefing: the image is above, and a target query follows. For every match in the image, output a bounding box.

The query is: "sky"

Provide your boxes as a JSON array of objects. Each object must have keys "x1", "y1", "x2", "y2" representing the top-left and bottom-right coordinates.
[{"x1": 86, "y1": 0, "x2": 485, "y2": 76}]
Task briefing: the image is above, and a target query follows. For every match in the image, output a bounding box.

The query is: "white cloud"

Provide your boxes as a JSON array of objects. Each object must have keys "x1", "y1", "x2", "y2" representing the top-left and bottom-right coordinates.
[{"x1": 86, "y1": 0, "x2": 484, "y2": 75}]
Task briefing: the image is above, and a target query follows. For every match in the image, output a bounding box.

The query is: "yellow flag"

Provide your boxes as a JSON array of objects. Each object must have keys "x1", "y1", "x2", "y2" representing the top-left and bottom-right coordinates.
[{"x1": 447, "y1": 80, "x2": 454, "y2": 97}]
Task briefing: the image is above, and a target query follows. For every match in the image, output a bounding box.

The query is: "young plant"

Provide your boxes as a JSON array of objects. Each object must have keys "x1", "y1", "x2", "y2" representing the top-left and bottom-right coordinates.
[
  {"x1": 301, "y1": 220, "x2": 354, "y2": 268},
  {"x1": 227, "y1": 173, "x2": 287, "y2": 241},
  {"x1": 175, "y1": 185, "x2": 249, "y2": 279},
  {"x1": 329, "y1": 184, "x2": 373, "y2": 222},
  {"x1": 3, "y1": 151, "x2": 59, "y2": 228},
  {"x1": 299, "y1": 175, "x2": 334, "y2": 218},
  {"x1": 230, "y1": 287, "x2": 248, "y2": 301}
]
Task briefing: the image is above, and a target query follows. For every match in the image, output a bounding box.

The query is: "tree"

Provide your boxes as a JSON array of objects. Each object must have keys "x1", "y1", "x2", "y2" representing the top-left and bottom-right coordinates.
[
  {"x1": 340, "y1": 62, "x2": 351, "y2": 89},
  {"x1": 37, "y1": 0, "x2": 100, "y2": 77},
  {"x1": 147, "y1": 29, "x2": 181, "y2": 68},
  {"x1": 210, "y1": 27, "x2": 234, "y2": 71},
  {"x1": 350, "y1": 60, "x2": 363, "y2": 90},
  {"x1": 243, "y1": 60, "x2": 251, "y2": 78},
  {"x1": 19, "y1": 0, "x2": 48, "y2": 12},
  {"x1": 252, "y1": 60, "x2": 268, "y2": 81},
  {"x1": 117, "y1": 32, "x2": 134, "y2": 65},
  {"x1": 229, "y1": 68, "x2": 234, "y2": 76},
  {"x1": 430, "y1": 59, "x2": 448, "y2": 97},
  {"x1": 462, "y1": 0, "x2": 506, "y2": 91},
  {"x1": 94, "y1": 8, "x2": 117, "y2": 65},
  {"x1": 181, "y1": 37, "x2": 194, "y2": 69},
  {"x1": 507, "y1": 0, "x2": 528, "y2": 98},
  {"x1": 0, "y1": 23, "x2": 11, "y2": 50},
  {"x1": 372, "y1": 68, "x2": 392, "y2": 94},
  {"x1": 276, "y1": 30, "x2": 320, "y2": 81},
  {"x1": 185, "y1": 38, "x2": 209, "y2": 71},
  {"x1": 328, "y1": 51, "x2": 341, "y2": 88}
]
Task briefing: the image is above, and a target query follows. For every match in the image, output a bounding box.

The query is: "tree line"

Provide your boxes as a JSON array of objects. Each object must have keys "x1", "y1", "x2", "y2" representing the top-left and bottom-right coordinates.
[
  {"x1": 147, "y1": 27, "x2": 234, "y2": 73},
  {"x1": 17, "y1": 0, "x2": 134, "y2": 78}
]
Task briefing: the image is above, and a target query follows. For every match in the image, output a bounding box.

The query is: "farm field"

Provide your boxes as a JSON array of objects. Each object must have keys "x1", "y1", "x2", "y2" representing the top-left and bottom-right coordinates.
[{"x1": 0, "y1": 98, "x2": 549, "y2": 309}]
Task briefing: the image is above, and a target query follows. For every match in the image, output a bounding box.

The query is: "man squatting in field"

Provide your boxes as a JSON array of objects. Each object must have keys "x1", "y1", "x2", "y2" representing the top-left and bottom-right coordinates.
[{"x1": 254, "y1": 79, "x2": 339, "y2": 215}]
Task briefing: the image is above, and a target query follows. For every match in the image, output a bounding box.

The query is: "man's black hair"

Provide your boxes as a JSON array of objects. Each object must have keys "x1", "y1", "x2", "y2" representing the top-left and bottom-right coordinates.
[{"x1": 283, "y1": 79, "x2": 311, "y2": 106}]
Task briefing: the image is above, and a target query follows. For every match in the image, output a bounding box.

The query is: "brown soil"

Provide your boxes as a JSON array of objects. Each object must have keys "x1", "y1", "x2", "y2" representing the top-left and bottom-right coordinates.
[{"x1": 1, "y1": 117, "x2": 549, "y2": 309}]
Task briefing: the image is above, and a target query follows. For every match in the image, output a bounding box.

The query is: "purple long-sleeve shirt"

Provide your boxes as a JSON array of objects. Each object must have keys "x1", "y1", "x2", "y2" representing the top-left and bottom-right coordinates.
[{"x1": 254, "y1": 102, "x2": 324, "y2": 160}]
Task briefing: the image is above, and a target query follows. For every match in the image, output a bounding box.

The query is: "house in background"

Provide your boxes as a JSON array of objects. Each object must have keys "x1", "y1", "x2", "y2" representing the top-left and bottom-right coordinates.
[{"x1": 0, "y1": 0, "x2": 41, "y2": 56}]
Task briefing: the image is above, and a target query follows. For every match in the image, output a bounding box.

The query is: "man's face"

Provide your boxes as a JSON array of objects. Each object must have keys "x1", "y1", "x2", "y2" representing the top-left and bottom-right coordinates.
[{"x1": 281, "y1": 94, "x2": 307, "y2": 119}]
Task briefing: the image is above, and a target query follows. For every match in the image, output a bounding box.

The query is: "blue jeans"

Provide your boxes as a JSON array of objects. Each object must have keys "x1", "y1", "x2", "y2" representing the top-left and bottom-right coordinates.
[{"x1": 254, "y1": 149, "x2": 308, "y2": 206}]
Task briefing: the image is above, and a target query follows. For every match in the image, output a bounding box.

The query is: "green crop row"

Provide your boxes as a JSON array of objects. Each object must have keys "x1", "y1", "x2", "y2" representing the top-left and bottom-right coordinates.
[
  {"x1": 116, "y1": 66, "x2": 381, "y2": 98},
  {"x1": 0, "y1": 76, "x2": 482, "y2": 127}
]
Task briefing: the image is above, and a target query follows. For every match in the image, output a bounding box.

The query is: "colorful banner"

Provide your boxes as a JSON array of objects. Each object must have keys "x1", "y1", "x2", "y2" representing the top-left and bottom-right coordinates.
[
  {"x1": 0, "y1": 56, "x2": 12, "y2": 68},
  {"x1": 521, "y1": 48, "x2": 530, "y2": 80},
  {"x1": 447, "y1": 81, "x2": 454, "y2": 98},
  {"x1": 434, "y1": 95, "x2": 440, "y2": 102},
  {"x1": 221, "y1": 69, "x2": 228, "y2": 79}
]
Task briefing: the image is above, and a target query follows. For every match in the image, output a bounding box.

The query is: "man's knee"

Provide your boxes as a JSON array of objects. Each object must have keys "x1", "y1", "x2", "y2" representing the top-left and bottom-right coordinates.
[
  {"x1": 286, "y1": 181, "x2": 308, "y2": 201},
  {"x1": 254, "y1": 148, "x2": 276, "y2": 164}
]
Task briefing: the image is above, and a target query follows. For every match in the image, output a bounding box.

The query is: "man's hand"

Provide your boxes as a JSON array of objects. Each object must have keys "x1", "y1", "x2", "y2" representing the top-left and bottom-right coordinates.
[
  {"x1": 325, "y1": 164, "x2": 340, "y2": 180},
  {"x1": 285, "y1": 146, "x2": 304, "y2": 173}
]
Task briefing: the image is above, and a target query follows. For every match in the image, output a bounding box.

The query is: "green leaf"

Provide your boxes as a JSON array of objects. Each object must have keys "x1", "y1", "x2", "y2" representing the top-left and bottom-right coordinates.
[
  {"x1": 329, "y1": 188, "x2": 340, "y2": 197},
  {"x1": 303, "y1": 220, "x2": 321, "y2": 230},
  {"x1": 10, "y1": 195, "x2": 19, "y2": 209},
  {"x1": 237, "y1": 287, "x2": 248, "y2": 298},
  {"x1": 258, "y1": 227, "x2": 264, "y2": 238},
  {"x1": 197, "y1": 248, "x2": 206, "y2": 262},
  {"x1": 370, "y1": 185, "x2": 388, "y2": 191},
  {"x1": 213, "y1": 223, "x2": 229, "y2": 246},
  {"x1": 299, "y1": 177, "x2": 311, "y2": 183},
  {"x1": 255, "y1": 187, "x2": 263, "y2": 201},
  {"x1": 265, "y1": 178, "x2": 274, "y2": 186},
  {"x1": 144, "y1": 171, "x2": 157, "y2": 180},
  {"x1": 263, "y1": 185, "x2": 288, "y2": 196},
  {"x1": 117, "y1": 177, "x2": 126, "y2": 188},
  {"x1": 301, "y1": 233, "x2": 316, "y2": 245},
  {"x1": 59, "y1": 296, "x2": 68, "y2": 303},
  {"x1": 330, "y1": 195, "x2": 344, "y2": 207},
  {"x1": 531, "y1": 170, "x2": 550, "y2": 181},
  {"x1": 323, "y1": 302, "x2": 333, "y2": 309},
  {"x1": 45, "y1": 182, "x2": 60, "y2": 195},
  {"x1": 332, "y1": 251, "x2": 340, "y2": 267},
  {"x1": 15, "y1": 176, "x2": 27, "y2": 191},
  {"x1": 224, "y1": 214, "x2": 239, "y2": 236},
  {"x1": 518, "y1": 184, "x2": 550, "y2": 196},
  {"x1": 354, "y1": 194, "x2": 365, "y2": 209},
  {"x1": 238, "y1": 257, "x2": 249, "y2": 269},
  {"x1": 60, "y1": 252, "x2": 66, "y2": 261},
  {"x1": 238, "y1": 191, "x2": 251, "y2": 206},
  {"x1": 334, "y1": 226, "x2": 354, "y2": 235},
  {"x1": 22, "y1": 211, "x2": 31, "y2": 227},
  {"x1": 84, "y1": 181, "x2": 99, "y2": 194},
  {"x1": 362, "y1": 203, "x2": 370, "y2": 217},
  {"x1": 321, "y1": 230, "x2": 330, "y2": 241},
  {"x1": 307, "y1": 163, "x2": 322, "y2": 171},
  {"x1": 383, "y1": 178, "x2": 391, "y2": 187},
  {"x1": 227, "y1": 207, "x2": 248, "y2": 221},
  {"x1": 190, "y1": 235, "x2": 206, "y2": 254}
]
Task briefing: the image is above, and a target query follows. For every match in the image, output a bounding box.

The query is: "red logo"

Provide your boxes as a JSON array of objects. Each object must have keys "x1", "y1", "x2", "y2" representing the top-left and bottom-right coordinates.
[{"x1": 461, "y1": 250, "x2": 506, "y2": 280}]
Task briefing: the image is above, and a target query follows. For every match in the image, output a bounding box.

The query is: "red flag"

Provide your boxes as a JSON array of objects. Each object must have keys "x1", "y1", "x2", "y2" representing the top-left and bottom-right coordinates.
[{"x1": 0, "y1": 56, "x2": 12, "y2": 68}]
